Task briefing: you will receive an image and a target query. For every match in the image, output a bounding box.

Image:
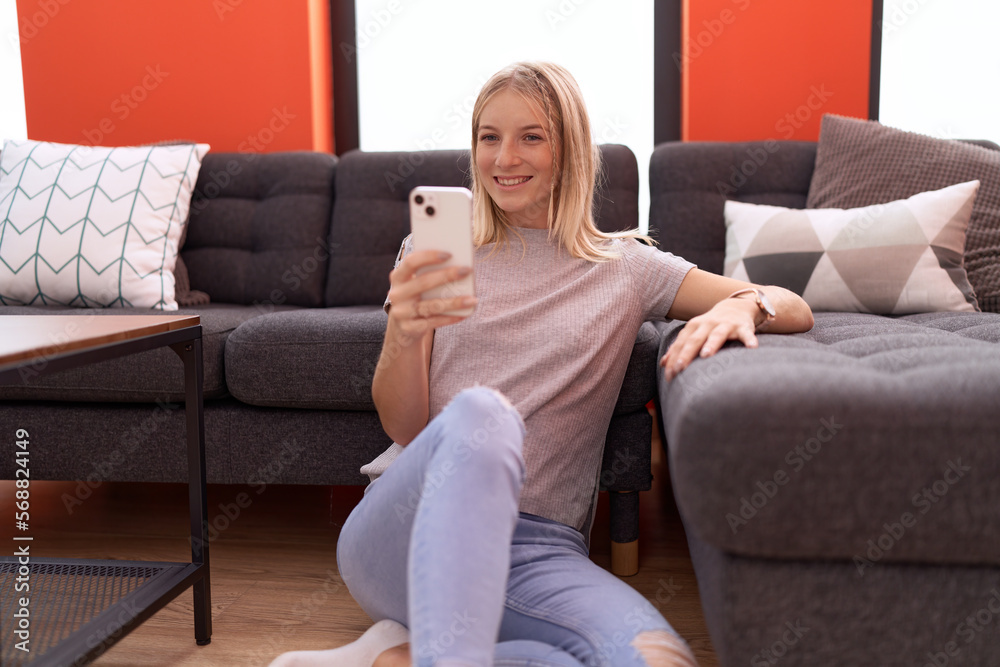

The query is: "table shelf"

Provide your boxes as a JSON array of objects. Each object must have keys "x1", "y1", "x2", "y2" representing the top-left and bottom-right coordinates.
[
  {"x1": 1, "y1": 558, "x2": 207, "y2": 666},
  {"x1": 1, "y1": 316, "x2": 212, "y2": 665}
]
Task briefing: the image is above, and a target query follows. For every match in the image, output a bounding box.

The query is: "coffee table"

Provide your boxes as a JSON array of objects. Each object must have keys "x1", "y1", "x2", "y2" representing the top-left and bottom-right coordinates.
[{"x1": 0, "y1": 315, "x2": 212, "y2": 666}]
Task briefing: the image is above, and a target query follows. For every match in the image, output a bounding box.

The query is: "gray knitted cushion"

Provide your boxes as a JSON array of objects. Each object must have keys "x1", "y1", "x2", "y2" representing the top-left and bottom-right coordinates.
[{"x1": 806, "y1": 114, "x2": 1000, "y2": 312}]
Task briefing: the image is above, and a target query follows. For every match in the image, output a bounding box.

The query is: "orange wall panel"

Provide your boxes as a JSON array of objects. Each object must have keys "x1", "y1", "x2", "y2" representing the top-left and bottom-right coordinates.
[
  {"x1": 16, "y1": 0, "x2": 332, "y2": 153},
  {"x1": 682, "y1": 0, "x2": 872, "y2": 142}
]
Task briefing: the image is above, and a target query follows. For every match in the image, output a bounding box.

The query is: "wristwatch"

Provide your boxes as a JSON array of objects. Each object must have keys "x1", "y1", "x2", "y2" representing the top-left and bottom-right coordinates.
[{"x1": 727, "y1": 288, "x2": 775, "y2": 330}]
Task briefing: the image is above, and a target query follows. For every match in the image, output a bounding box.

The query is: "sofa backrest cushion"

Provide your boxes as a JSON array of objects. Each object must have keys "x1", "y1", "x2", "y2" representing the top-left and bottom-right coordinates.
[
  {"x1": 648, "y1": 141, "x2": 817, "y2": 275},
  {"x1": 182, "y1": 151, "x2": 337, "y2": 307},
  {"x1": 325, "y1": 144, "x2": 640, "y2": 307}
]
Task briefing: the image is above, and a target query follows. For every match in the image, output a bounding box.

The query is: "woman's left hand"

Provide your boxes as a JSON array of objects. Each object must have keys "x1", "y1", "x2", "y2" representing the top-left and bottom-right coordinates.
[{"x1": 660, "y1": 296, "x2": 760, "y2": 381}]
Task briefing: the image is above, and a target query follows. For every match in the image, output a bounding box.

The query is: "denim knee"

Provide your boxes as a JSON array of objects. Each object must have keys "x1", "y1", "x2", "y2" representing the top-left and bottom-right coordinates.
[{"x1": 443, "y1": 386, "x2": 526, "y2": 477}]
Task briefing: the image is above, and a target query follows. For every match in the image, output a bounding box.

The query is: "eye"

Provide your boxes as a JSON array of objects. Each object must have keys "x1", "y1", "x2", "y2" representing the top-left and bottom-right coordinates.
[
  {"x1": 525, "y1": 134, "x2": 543, "y2": 142},
  {"x1": 479, "y1": 133, "x2": 498, "y2": 143}
]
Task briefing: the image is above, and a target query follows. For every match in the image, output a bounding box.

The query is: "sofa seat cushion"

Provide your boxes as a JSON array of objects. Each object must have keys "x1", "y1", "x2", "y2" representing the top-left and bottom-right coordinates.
[
  {"x1": 0, "y1": 304, "x2": 294, "y2": 401},
  {"x1": 225, "y1": 306, "x2": 387, "y2": 410},
  {"x1": 227, "y1": 309, "x2": 661, "y2": 415},
  {"x1": 659, "y1": 311, "x2": 1000, "y2": 566}
]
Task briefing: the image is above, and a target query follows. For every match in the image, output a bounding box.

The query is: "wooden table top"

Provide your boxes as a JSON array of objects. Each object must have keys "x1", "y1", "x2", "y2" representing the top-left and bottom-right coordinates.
[{"x1": 0, "y1": 314, "x2": 201, "y2": 367}]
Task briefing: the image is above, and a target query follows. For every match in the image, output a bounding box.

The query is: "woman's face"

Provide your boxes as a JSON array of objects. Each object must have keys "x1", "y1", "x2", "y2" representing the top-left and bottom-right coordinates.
[{"x1": 475, "y1": 89, "x2": 555, "y2": 229}]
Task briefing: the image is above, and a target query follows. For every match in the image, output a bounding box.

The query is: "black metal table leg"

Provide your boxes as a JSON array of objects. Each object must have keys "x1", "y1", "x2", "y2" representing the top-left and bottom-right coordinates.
[{"x1": 170, "y1": 334, "x2": 212, "y2": 645}]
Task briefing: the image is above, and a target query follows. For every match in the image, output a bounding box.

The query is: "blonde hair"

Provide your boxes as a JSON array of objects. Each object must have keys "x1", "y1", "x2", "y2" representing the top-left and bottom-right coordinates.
[{"x1": 470, "y1": 61, "x2": 650, "y2": 261}]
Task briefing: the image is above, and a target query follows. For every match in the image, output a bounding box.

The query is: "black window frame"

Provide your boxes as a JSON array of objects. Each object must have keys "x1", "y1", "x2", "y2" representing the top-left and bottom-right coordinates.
[{"x1": 330, "y1": 0, "x2": 682, "y2": 155}]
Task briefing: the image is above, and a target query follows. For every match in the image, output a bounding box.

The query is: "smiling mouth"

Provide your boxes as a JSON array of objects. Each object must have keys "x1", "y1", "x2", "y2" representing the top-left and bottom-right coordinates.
[{"x1": 495, "y1": 176, "x2": 531, "y2": 187}]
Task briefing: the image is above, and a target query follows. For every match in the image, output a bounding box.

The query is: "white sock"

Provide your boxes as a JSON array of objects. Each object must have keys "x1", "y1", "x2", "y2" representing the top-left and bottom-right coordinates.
[{"x1": 268, "y1": 619, "x2": 409, "y2": 667}]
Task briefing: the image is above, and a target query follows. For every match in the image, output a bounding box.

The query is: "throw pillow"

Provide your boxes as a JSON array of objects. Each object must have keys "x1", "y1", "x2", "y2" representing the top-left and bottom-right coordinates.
[
  {"x1": 0, "y1": 139, "x2": 209, "y2": 310},
  {"x1": 145, "y1": 139, "x2": 211, "y2": 306},
  {"x1": 806, "y1": 114, "x2": 1000, "y2": 312},
  {"x1": 724, "y1": 180, "x2": 980, "y2": 314}
]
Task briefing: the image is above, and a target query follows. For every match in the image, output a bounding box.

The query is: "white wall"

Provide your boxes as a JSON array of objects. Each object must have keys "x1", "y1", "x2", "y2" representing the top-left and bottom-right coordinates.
[
  {"x1": 354, "y1": 0, "x2": 655, "y2": 231},
  {"x1": 880, "y1": 0, "x2": 1000, "y2": 145},
  {"x1": 0, "y1": 0, "x2": 27, "y2": 141}
]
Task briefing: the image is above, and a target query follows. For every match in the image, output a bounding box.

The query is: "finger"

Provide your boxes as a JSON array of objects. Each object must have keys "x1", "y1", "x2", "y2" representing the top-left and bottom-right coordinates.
[
  {"x1": 660, "y1": 323, "x2": 699, "y2": 373},
  {"x1": 735, "y1": 323, "x2": 759, "y2": 349},
  {"x1": 393, "y1": 250, "x2": 452, "y2": 281},
  {"x1": 660, "y1": 321, "x2": 698, "y2": 367},
  {"x1": 662, "y1": 330, "x2": 704, "y2": 381},
  {"x1": 418, "y1": 314, "x2": 467, "y2": 330},
  {"x1": 390, "y1": 265, "x2": 472, "y2": 305},
  {"x1": 698, "y1": 326, "x2": 735, "y2": 358},
  {"x1": 416, "y1": 295, "x2": 477, "y2": 318},
  {"x1": 675, "y1": 324, "x2": 713, "y2": 370}
]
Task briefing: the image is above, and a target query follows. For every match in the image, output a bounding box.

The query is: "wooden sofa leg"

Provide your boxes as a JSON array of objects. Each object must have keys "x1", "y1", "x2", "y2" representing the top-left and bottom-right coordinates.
[{"x1": 610, "y1": 490, "x2": 640, "y2": 576}]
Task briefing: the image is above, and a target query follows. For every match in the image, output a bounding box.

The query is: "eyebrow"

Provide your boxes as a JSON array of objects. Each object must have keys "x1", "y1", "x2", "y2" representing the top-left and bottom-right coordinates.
[{"x1": 479, "y1": 124, "x2": 545, "y2": 133}]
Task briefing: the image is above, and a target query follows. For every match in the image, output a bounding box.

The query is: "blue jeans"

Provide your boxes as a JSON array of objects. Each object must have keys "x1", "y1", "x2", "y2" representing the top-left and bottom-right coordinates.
[{"x1": 337, "y1": 387, "x2": 685, "y2": 667}]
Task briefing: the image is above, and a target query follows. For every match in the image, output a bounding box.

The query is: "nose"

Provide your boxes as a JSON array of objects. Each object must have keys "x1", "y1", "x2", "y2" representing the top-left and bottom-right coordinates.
[{"x1": 495, "y1": 141, "x2": 520, "y2": 168}]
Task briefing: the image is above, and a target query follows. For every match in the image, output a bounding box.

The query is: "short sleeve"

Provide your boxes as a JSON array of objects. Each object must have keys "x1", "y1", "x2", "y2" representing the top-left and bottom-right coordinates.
[
  {"x1": 621, "y1": 239, "x2": 696, "y2": 320},
  {"x1": 383, "y1": 234, "x2": 415, "y2": 313}
]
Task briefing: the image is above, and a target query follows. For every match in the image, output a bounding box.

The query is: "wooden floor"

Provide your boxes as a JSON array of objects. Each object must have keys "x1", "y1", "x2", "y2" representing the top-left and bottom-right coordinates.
[{"x1": 0, "y1": 426, "x2": 719, "y2": 666}]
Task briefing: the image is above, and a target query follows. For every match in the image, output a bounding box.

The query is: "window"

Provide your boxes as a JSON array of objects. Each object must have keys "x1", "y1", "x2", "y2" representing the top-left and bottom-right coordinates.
[
  {"x1": 353, "y1": 0, "x2": 655, "y2": 230},
  {"x1": 877, "y1": 0, "x2": 1000, "y2": 144},
  {"x1": 1, "y1": 0, "x2": 28, "y2": 141}
]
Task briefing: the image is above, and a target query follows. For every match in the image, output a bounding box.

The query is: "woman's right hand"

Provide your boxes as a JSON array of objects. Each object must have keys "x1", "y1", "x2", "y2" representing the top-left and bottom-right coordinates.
[{"x1": 386, "y1": 250, "x2": 478, "y2": 338}]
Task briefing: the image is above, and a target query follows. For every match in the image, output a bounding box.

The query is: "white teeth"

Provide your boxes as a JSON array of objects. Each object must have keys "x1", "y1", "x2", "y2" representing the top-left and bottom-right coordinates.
[{"x1": 497, "y1": 177, "x2": 529, "y2": 186}]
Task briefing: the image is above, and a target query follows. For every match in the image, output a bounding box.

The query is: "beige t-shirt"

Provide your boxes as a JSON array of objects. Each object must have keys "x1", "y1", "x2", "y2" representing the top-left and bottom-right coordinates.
[{"x1": 371, "y1": 228, "x2": 695, "y2": 530}]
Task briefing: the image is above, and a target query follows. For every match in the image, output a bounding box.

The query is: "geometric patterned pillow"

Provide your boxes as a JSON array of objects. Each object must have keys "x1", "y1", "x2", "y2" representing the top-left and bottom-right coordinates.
[
  {"x1": 0, "y1": 139, "x2": 209, "y2": 310},
  {"x1": 807, "y1": 114, "x2": 1000, "y2": 312},
  {"x1": 724, "y1": 180, "x2": 980, "y2": 314}
]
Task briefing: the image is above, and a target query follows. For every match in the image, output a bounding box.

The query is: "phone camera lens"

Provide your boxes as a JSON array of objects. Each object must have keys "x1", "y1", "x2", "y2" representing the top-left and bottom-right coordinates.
[
  {"x1": 425, "y1": 206, "x2": 435, "y2": 216},
  {"x1": 414, "y1": 195, "x2": 424, "y2": 205}
]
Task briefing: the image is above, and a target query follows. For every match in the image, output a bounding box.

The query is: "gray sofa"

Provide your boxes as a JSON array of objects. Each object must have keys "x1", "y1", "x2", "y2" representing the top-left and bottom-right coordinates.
[
  {"x1": 0, "y1": 144, "x2": 656, "y2": 574},
  {"x1": 650, "y1": 140, "x2": 1000, "y2": 665}
]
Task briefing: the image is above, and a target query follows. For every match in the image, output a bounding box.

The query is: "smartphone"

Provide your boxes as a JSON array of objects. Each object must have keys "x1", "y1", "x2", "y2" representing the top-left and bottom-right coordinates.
[{"x1": 408, "y1": 186, "x2": 476, "y2": 317}]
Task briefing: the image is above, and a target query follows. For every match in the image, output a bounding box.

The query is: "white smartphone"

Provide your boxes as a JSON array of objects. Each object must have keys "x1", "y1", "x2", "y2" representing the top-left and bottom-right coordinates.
[{"x1": 408, "y1": 186, "x2": 476, "y2": 317}]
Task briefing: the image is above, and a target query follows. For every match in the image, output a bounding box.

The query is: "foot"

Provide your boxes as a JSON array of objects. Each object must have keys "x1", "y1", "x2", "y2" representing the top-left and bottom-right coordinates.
[
  {"x1": 268, "y1": 619, "x2": 409, "y2": 667},
  {"x1": 372, "y1": 643, "x2": 411, "y2": 667}
]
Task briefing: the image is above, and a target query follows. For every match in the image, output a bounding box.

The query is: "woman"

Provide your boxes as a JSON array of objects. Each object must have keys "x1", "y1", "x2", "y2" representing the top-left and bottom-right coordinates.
[{"x1": 272, "y1": 61, "x2": 813, "y2": 667}]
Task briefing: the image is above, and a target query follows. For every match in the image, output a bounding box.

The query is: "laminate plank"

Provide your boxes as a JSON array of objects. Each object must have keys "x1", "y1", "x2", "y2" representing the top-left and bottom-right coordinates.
[{"x1": 0, "y1": 415, "x2": 719, "y2": 666}]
